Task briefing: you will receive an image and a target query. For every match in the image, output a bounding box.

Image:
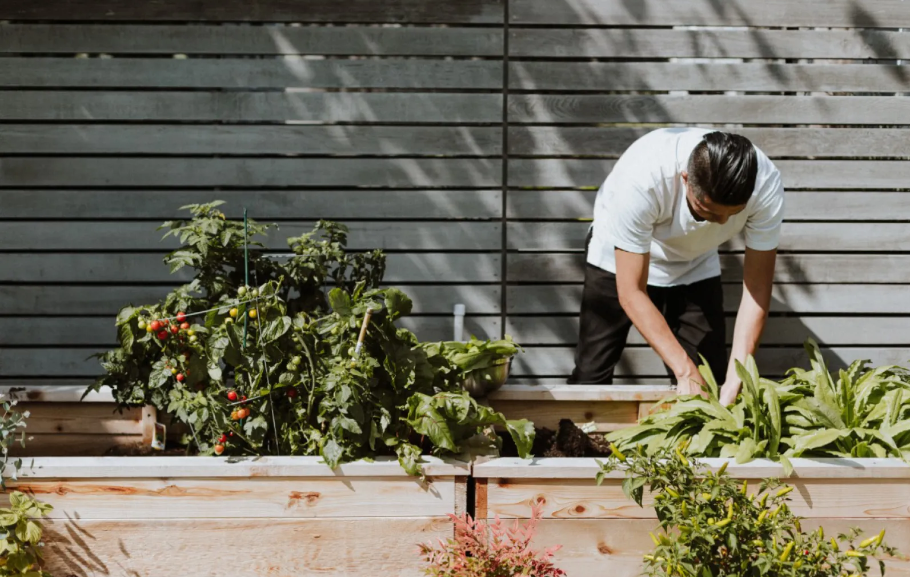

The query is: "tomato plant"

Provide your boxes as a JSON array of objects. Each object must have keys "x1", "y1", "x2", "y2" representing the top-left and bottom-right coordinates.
[{"x1": 90, "y1": 202, "x2": 533, "y2": 474}]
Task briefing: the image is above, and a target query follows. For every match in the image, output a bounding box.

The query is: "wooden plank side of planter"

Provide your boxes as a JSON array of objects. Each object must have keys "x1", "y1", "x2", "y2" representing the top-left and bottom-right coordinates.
[
  {"x1": 41, "y1": 517, "x2": 452, "y2": 577},
  {"x1": 482, "y1": 477, "x2": 910, "y2": 520},
  {"x1": 530, "y1": 519, "x2": 909, "y2": 577},
  {"x1": 12, "y1": 477, "x2": 458, "y2": 519}
]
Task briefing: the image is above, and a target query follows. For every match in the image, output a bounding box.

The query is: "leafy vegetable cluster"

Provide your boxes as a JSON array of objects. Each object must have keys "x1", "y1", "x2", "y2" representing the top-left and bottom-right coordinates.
[
  {"x1": 608, "y1": 340, "x2": 910, "y2": 476},
  {"x1": 0, "y1": 492, "x2": 53, "y2": 577},
  {"x1": 90, "y1": 202, "x2": 533, "y2": 474},
  {"x1": 600, "y1": 444, "x2": 896, "y2": 577}
]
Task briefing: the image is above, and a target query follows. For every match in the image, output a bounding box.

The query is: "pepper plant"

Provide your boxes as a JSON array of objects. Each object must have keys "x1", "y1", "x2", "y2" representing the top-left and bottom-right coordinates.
[
  {"x1": 599, "y1": 444, "x2": 896, "y2": 577},
  {"x1": 0, "y1": 492, "x2": 53, "y2": 577},
  {"x1": 89, "y1": 202, "x2": 533, "y2": 474},
  {"x1": 608, "y1": 340, "x2": 910, "y2": 476}
]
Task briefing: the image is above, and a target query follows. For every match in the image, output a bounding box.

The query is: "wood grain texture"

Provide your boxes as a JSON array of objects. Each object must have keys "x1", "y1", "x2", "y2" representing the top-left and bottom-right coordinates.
[
  {"x1": 508, "y1": 284, "x2": 910, "y2": 314},
  {"x1": 507, "y1": 253, "x2": 910, "y2": 283},
  {"x1": 488, "y1": 384, "x2": 673, "y2": 403},
  {"x1": 506, "y1": 316, "x2": 910, "y2": 346},
  {"x1": 507, "y1": 222, "x2": 910, "y2": 252},
  {"x1": 510, "y1": 28, "x2": 910, "y2": 59},
  {"x1": 9, "y1": 434, "x2": 143, "y2": 457},
  {"x1": 0, "y1": 190, "x2": 502, "y2": 220},
  {"x1": 488, "y1": 400, "x2": 639, "y2": 432},
  {"x1": 0, "y1": 91, "x2": 502, "y2": 122},
  {"x1": 509, "y1": 0, "x2": 910, "y2": 27},
  {"x1": 0, "y1": 158, "x2": 500, "y2": 187},
  {"x1": 511, "y1": 347, "x2": 910, "y2": 377},
  {"x1": 507, "y1": 159, "x2": 910, "y2": 189},
  {"x1": 509, "y1": 62, "x2": 910, "y2": 92},
  {"x1": 1, "y1": 221, "x2": 502, "y2": 251},
  {"x1": 1, "y1": 24, "x2": 503, "y2": 55},
  {"x1": 12, "y1": 477, "x2": 457, "y2": 519},
  {"x1": 39, "y1": 517, "x2": 452, "y2": 577},
  {"x1": 484, "y1": 478, "x2": 910, "y2": 519},
  {"x1": 0, "y1": 58, "x2": 502, "y2": 89},
  {"x1": 509, "y1": 127, "x2": 910, "y2": 159},
  {"x1": 0, "y1": 315, "x2": 502, "y2": 346},
  {"x1": 507, "y1": 190, "x2": 910, "y2": 220},
  {"x1": 13, "y1": 403, "x2": 142, "y2": 435},
  {"x1": 1, "y1": 124, "x2": 502, "y2": 155},
  {"x1": 0, "y1": 0, "x2": 504, "y2": 23},
  {"x1": 508, "y1": 94, "x2": 910, "y2": 125},
  {"x1": 529, "y1": 519, "x2": 908, "y2": 577},
  {"x1": 0, "y1": 285, "x2": 502, "y2": 315},
  {"x1": 0, "y1": 253, "x2": 502, "y2": 283}
]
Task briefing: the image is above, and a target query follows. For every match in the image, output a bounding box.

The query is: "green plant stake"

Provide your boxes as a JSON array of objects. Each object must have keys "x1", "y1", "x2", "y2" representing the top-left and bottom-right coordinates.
[{"x1": 243, "y1": 207, "x2": 249, "y2": 350}]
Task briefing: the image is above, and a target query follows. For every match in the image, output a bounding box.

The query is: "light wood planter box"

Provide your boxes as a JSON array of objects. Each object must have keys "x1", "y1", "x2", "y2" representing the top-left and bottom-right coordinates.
[
  {"x1": 11, "y1": 456, "x2": 469, "y2": 577},
  {"x1": 474, "y1": 457, "x2": 910, "y2": 576},
  {"x1": 487, "y1": 384, "x2": 674, "y2": 432}
]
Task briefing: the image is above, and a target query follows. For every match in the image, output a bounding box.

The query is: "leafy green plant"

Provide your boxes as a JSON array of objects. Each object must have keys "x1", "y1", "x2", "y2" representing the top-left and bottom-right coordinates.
[
  {"x1": 0, "y1": 396, "x2": 27, "y2": 489},
  {"x1": 425, "y1": 336, "x2": 523, "y2": 376},
  {"x1": 0, "y1": 492, "x2": 53, "y2": 577},
  {"x1": 599, "y1": 444, "x2": 896, "y2": 577},
  {"x1": 608, "y1": 339, "x2": 910, "y2": 475},
  {"x1": 419, "y1": 502, "x2": 565, "y2": 577},
  {"x1": 90, "y1": 202, "x2": 534, "y2": 474}
]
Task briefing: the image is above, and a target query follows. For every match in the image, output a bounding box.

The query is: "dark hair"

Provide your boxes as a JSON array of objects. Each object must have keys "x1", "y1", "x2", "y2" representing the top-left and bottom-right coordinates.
[{"x1": 687, "y1": 132, "x2": 758, "y2": 206}]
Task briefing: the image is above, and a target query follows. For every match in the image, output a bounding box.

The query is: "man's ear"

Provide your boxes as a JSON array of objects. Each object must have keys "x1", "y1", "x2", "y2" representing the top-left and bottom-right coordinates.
[{"x1": 681, "y1": 171, "x2": 689, "y2": 185}]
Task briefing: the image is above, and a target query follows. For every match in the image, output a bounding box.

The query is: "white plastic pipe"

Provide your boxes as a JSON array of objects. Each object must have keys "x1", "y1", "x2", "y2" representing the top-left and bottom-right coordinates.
[{"x1": 453, "y1": 303, "x2": 466, "y2": 342}]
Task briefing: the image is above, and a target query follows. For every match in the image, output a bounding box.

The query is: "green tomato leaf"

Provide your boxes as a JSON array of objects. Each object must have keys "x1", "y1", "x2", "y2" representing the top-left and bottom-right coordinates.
[
  {"x1": 383, "y1": 288, "x2": 413, "y2": 321},
  {"x1": 504, "y1": 419, "x2": 535, "y2": 459},
  {"x1": 328, "y1": 289, "x2": 353, "y2": 317}
]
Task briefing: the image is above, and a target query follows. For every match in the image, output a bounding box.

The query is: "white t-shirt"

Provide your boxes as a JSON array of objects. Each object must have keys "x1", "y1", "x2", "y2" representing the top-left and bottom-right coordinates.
[{"x1": 588, "y1": 127, "x2": 785, "y2": 287}]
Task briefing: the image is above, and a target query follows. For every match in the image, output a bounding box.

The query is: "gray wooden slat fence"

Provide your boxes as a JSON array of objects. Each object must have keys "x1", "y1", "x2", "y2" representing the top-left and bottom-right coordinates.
[{"x1": 0, "y1": 0, "x2": 908, "y2": 387}]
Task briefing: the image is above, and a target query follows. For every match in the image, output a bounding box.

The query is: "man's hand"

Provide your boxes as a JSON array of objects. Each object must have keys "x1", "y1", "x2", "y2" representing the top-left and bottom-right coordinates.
[
  {"x1": 675, "y1": 360, "x2": 708, "y2": 398},
  {"x1": 719, "y1": 381, "x2": 741, "y2": 406}
]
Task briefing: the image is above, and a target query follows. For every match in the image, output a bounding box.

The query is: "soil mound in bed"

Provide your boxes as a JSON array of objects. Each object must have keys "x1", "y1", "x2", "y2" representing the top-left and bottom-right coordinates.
[{"x1": 500, "y1": 418, "x2": 612, "y2": 458}]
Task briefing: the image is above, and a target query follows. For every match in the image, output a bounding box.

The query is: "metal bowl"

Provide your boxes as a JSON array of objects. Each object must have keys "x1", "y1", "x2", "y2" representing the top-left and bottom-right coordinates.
[{"x1": 463, "y1": 358, "x2": 511, "y2": 398}]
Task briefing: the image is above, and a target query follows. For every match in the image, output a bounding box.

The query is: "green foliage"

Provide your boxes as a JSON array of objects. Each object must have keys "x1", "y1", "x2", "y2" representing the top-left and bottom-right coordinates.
[
  {"x1": 0, "y1": 492, "x2": 53, "y2": 577},
  {"x1": 0, "y1": 398, "x2": 27, "y2": 489},
  {"x1": 608, "y1": 339, "x2": 910, "y2": 476},
  {"x1": 89, "y1": 202, "x2": 534, "y2": 474},
  {"x1": 425, "y1": 336, "x2": 523, "y2": 376},
  {"x1": 598, "y1": 445, "x2": 896, "y2": 577}
]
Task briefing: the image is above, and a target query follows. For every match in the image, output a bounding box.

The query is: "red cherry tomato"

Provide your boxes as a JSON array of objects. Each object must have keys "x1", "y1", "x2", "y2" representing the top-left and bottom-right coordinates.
[
  {"x1": 170, "y1": 324, "x2": 180, "y2": 334},
  {"x1": 180, "y1": 322, "x2": 190, "y2": 330},
  {"x1": 219, "y1": 434, "x2": 227, "y2": 444},
  {"x1": 227, "y1": 390, "x2": 238, "y2": 401},
  {"x1": 287, "y1": 388, "x2": 298, "y2": 398},
  {"x1": 157, "y1": 330, "x2": 169, "y2": 340},
  {"x1": 150, "y1": 320, "x2": 161, "y2": 332},
  {"x1": 214, "y1": 444, "x2": 225, "y2": 455},
  {"x1": 176, "y1": 312, "x2": 187, "y2": 323},
  {"x1": 176, "y1": 373, "x2": 185, "y2": 382}
]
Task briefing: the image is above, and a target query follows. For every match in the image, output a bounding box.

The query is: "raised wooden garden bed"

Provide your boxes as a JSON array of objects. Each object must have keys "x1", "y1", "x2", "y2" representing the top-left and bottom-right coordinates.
[
  {"x1": 487, "y1": 384, "x2": 674, "y2": 432},
  {"x1": 12, "y1": 456, "x2": 468, "y2": 576},
  {"x1": 474, "y1": 457, "x2": 910, "y2": 576}
]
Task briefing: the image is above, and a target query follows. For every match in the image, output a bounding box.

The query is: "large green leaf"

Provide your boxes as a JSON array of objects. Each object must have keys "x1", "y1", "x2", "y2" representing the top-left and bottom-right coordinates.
[
  {"x1": 504, "y1": 419, "x2": 535, "y2": 458},
  {"x1": 383, "y1": 288, "x2": 413, "y2": 321},
  {"x1": 328, "y1": 288, "x2": 353, "y2": 317},
  {"x1": 763, "y1": 385, "x2": 782, "y2": 457},
  {"x1": 259, "y1": 316, "x2": 291, "y2": 344},
  {"x1": 791, "y1": 428, "x2": 850, "y2": 454}
]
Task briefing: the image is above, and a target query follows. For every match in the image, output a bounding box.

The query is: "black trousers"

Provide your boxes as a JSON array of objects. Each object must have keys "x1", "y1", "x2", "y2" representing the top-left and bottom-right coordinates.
[{"x1": 568, "y1": 261, "x2": 727, "y2": 385}]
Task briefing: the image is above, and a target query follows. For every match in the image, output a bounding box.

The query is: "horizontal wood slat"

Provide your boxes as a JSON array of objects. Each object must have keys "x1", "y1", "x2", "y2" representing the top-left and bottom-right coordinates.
[
  {"x1": 16, "y1": 403, "x2": 143, "y2": 435},
  {"x1": 0, "y1": 58, "x2": 502, "y2": 89},
  {"x1": 0, "y1": 285, "x2": 503, "y2": 315},
  {"x1": 509, "y1": 62, "x2": 910, "y2": 92},
  {"x1": 511, "y1": 347, "x2": 910, "y2": 377},
  {"x1": 0, "y1": 253, "x2": 502, "y2": 283},
  {"x1": 509, "y1": 127, "x2": 910, "y2": 159},
  {"x1": 508, "y1": 94, "x2": 910, "y2": 125},
  {"x1": 0, "y1": 0, "x2": 504, "y2": 23},
  {"x1": 1, "y1": 125, "x2": 502, "y2": 156},
  {"x1": 0, "y1": 91, "x2": 503, "y2": 122},
  {"x1": 1, "y1": 24, "x2": 503, "y2": 55},
  {"x1": 531, "y1": 518, "x2": 907, "y2": 577},
  {"x1": 507, "y1": 253, "x2": 910, "y2": 283},
  {"x1": 507, "y1": 222, "x2": 910, "y2": 252},
  {"x1": 1, "y1": 221, "x2": 502, "y2": 251},
  {"x1": 17, "y1": 477, "x2": 457, "y2": 519},
  {"x1": 506, "y1": 316, "x2": 910, "y2": 346},
  {"x1": 509, "y1": 0, "x2": 910, "y2": 27},
  {"x1": 508, "y1": 284, "x2": 910, "y2": 315},
  {"x1": 510, "y1": 28, "x2": 910, "y2": 59},
  {"x1": 0, "y1": 190, "x2": 502, "y2": 220},
  {"x1": 37, "y1": 517, "x2": 451, "y2": 577},
  {"x1": 0, "y1": 158, "x2": 500, "y2": 187},
  {"x1": 0, "y1": 316, "x2": 502, "y2": 346},
  {"x1": 508, "y1": 159, "x2": 910, "y2": 189},
  {"x1": 507, "y1": 190, "x2": 910, "y2": 221}
]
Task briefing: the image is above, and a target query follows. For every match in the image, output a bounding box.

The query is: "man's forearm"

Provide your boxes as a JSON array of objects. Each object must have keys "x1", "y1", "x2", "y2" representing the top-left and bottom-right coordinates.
[
  {"x1": 620, "y1": 289, "x2": 693, "y2": 378},
  {"x1": 726, "y1": 296, "x2": 769, "y2": 383}
]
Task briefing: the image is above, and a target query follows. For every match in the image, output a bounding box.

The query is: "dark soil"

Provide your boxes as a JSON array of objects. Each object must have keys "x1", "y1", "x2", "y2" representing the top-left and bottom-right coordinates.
[{"x1": 500, "y1": 419, "x2": 612, "y2": 458}]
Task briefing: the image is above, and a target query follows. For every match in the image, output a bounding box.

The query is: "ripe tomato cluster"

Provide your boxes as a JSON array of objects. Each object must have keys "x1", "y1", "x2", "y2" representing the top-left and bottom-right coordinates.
[{"x1": 139, "y1": 312, "x2": 198, "y2": 344}]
